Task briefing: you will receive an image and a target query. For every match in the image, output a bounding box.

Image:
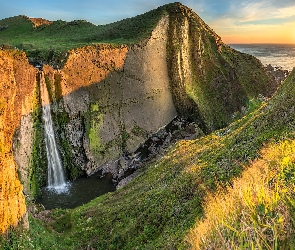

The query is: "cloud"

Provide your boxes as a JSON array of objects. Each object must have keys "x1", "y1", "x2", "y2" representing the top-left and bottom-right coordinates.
[
  {"x1": 0, "y1": 0, "x2": 294, "y2": 43},
  {"x1": 203, "y1": 0, "x2": 295, "y2": 44},
  {"x1": 238, "y1": 15, "x2": 295, "y2": 26},
  {"x1": 276, "y1": 6, "x2": 295, "y2": 19},
  {"x1": 225, "y1": 1, "x2": 295, "y2": 23}
]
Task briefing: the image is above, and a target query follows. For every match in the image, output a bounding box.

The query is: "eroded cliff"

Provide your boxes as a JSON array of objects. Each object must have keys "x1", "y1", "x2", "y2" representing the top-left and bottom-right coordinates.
[
  {"x1": 42, "y1": 15, "x2": 178, "y2": 177},
  {"x1": 43, "y1": 6, "x2": 275, "y2": 179},
  {"x1": 166, "y1": 3, "x2": 276, "y2": 131},
  {"x1": 1, "y1": 2, "x2": 278, "y2": 233},
  {"x1": 0, "y1": 50, "x2": 37, "y2": 233}
]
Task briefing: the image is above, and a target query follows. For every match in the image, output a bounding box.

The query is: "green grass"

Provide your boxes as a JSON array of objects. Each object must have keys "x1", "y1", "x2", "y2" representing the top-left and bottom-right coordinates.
[
  {"x1": 0, "y1": 5, "x2": 169, "y2": 64},
  {"x1": 2, "y1": 70, "x2": 294, "y2": 249},
  {"x1": 0, "y1": 213, "x2": 63, "y2": 250},
  {"x1": 0, "y1": 3, "x2": 291, "y2": 248},
  {"x1": 166, "y1": 6, "x2": 275, "y2": 132},
  {"x1": 188, "y1": 139, "x2": 295, "y2": 249},
  {"x1": 62, "y1": 70, "x2": 295, "y2": 248}
]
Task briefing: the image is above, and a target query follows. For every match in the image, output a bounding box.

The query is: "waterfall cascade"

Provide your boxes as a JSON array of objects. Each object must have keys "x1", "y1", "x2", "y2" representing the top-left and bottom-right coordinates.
[{"x1": 40, "y1": 72, "x2": 67, "y2": 191}]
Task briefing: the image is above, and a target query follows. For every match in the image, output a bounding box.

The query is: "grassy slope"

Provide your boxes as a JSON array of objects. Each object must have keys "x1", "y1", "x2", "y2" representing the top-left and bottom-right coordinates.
[
  {"x1": 0, "y1": 3, "x2": 289, "y2": 249},
  {"x1": 0, "y1": 6, "x2": 167, "y2": 63},
  {"x1": 188, "y1": 139, "x2": 295, "y2": 249},
  {"x1": 1, "y1": 70, "x2": 294, "y2": 249}
]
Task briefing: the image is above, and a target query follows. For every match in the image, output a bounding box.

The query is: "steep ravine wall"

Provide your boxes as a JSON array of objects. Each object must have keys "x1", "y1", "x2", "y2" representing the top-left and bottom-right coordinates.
[
  {"x1": 41, "y1": 9, "x2": 276, "y2": 180},
  {"x1": 1, "y1": 6, "x2": 277, "y2": 233},
  {"x1": 166, "y1": 4, "x2": 277, "y2": 132},
  {"x1": 0, "y1": 50, "x2": 37, "y2": 233},
  {"x1": 43, "y1": 15, "x2": 177, "y2": 176}
]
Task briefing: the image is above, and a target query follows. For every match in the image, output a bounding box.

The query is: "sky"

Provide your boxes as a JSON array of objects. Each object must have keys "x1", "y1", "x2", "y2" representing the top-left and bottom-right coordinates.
[{"x1": 0, "y1": 0, "x2": 295, "y2": 44}]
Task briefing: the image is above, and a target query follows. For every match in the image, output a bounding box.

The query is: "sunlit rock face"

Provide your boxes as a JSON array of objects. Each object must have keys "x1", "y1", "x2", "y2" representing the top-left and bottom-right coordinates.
[
  {"x1": 39, "y1": 7, "x2": 276, "y2": 178},
  {"x1": 0, "y1": 50, "x2": 36, "y2": 233},
  {"x1": 27, "y1": 17, "x2": 52, "y2": 28},
  {"x1": 42, "y1": 16, "x2": 178, "y2": 175},
  {"x1": 1, "y1": 3, "x2": 278, "y2": 233}
]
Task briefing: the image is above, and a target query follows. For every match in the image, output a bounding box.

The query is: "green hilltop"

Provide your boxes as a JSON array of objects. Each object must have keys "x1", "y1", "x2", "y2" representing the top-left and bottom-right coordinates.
[
  {"x1": 0, "y1": 4, "x2": 169, "y2": 63},
  {"x1": 0, "y1": 2, "x2": 275, "y2": 133}
]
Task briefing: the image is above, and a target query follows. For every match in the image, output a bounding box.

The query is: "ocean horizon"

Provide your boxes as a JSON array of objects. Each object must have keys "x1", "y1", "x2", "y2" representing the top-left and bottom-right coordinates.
[{"x1": 229, "y1": 43, "x2": 295, "y2": 71}]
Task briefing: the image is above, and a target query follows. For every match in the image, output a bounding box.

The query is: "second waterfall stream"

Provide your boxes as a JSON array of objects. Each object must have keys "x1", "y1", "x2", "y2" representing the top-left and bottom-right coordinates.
[{"x1": 40, "y1": 72, "x2": 68, "y2": 192}]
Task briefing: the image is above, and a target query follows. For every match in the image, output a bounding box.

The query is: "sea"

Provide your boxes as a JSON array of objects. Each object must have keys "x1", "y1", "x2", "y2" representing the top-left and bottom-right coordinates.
[{"x1": 229, "y1": 44, "x2": 295, "y2": 72}]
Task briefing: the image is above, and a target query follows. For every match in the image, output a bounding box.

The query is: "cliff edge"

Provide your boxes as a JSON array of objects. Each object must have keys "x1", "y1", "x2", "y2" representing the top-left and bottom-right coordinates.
[{"x1": 0, "y1": 50, "x2": 37, "y2": 233}]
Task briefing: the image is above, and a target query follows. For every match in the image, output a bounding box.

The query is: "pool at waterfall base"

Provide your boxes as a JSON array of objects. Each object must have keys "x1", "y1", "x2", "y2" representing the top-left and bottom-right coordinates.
[{"x1": 36, "y1": 172, "x2": 115, "y2": 210}]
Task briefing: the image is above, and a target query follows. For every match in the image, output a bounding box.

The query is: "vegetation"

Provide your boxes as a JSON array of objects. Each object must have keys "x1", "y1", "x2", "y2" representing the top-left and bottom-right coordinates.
[
  {"x1": 188, "y1": 139, "x2": 295, "y2": 249},
  {"x1": 29, "y1": 76, "x2": 47, "y2": 198},
  {"x1": 88, "y1": 113, "x2": 105, "y2": 154},
  {"x1": 0, "y1": 2, "x2": 292, "y2": 248},
  {"x1": 0, "y1": 5, "x2": 168, "y2": 64},
  {"x1": 1, "y1": 67, "x2": 294, "y2": 248},
  {"x1": 166, "y1": 3, "x2": 275, "y2": 133}
]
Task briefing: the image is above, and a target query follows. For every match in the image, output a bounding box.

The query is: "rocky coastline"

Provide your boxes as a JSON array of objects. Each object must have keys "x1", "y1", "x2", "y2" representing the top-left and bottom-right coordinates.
[{"x1": 266, "y1": 64, "x2": 290, "y2": 83}]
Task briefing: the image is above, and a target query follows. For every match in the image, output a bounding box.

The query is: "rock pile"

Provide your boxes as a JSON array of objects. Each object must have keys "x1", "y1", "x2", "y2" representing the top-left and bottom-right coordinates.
[
  {"x1": 266, "y1": 64, "x2": 290, "y2": 83},
  {"x1": 102, "y1": 117, "x2": 204, "y2": 188}
]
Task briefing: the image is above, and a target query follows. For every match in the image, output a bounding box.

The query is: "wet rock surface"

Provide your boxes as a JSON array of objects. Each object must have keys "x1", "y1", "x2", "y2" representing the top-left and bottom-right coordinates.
[
  {"x1": 101, "y1": 116, "x2": 204, "y2": 188},
  {"x1": 64, "y1": 117, "x2": 88, "y2": 171},
  {"x1": 266, "y1": 64, "x2": 290, "y2": 83}
]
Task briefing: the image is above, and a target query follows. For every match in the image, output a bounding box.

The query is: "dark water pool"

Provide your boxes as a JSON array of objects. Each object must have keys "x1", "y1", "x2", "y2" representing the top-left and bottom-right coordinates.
[{"x1": 36, "y1": 172, "x2": 115, "y2": 210}]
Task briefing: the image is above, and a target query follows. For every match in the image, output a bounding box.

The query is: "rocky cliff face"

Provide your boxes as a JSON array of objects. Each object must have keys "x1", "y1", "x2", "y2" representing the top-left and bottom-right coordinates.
[
  {"x1": 0, "y1": 50, "x2": 37, "y2": 233},
  {"x1": 42, "y1": 15, "x2": 177, "y2": 176},
  {"x1": 1, "y1": 3, "x2": 277, "y2": 233},
  {"x1": 27, "y1": 17, "x2": 52, "y2": 28},
  {"x1": 166, "y1": 3, "x2": 276, "y2": 132},
  {"x1": 39, "y1": 9, "x2": 276, "y2": 181}
]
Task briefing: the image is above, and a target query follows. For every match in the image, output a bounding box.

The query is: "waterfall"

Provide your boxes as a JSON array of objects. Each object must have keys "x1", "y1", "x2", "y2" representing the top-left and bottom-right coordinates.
[{"x1": 40, "y1": 72, "x2": 67, "y2": 191}]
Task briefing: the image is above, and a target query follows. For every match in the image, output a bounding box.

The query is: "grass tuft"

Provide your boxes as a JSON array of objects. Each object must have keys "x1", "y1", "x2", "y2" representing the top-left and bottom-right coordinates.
[{"x1": 187, "y1": 139, "x2": 295, "y2": 249}]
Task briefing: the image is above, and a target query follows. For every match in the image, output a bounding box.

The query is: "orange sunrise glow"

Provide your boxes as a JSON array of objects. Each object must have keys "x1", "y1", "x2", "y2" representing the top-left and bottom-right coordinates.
[{"x1": 212, "y1": 19, "x2": 295, "y2": 44}]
